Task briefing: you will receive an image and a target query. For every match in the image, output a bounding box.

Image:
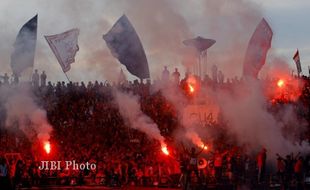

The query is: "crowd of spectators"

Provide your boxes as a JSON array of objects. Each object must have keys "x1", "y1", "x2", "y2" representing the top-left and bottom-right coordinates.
[{"x1": 0, "y1": 67, "x2": 310, "y2": 189}]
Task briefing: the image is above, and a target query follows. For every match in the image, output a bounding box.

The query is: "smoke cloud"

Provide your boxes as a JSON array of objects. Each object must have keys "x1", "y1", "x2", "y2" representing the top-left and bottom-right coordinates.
[
  {"x1": 215, "y1": 79, "x2": 309, "y2": 156},
  {"x1": 199, "y1": 0, "x2": 263, "y2": 77},
  {"x1": 0, "y1": 0, "x2": 267, "y2": 82},
  {"x1": 114, "y1": 90, "x2": 166, "y2": 148},
  {"x1": 4, "y1": 84, "x2": 52, "y2": 144},
  {"x1": 0, "y1": 0, "x2": 308, "y2": 161}
]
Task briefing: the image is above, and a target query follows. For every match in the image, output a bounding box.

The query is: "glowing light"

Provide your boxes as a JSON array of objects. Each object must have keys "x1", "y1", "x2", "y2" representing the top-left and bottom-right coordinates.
[
  {"x1": 44, "y1": 141, "x2": 51, "y2": 154},
  {"x1": 200, "y1": 144, "x2": 208, "y2": 150},
  {"x1": 189, "y1": 84, "x2": 195, "y2": 93},
  {"x1": 161, "y1": 146, "x2": 169, "y2": 155},
  {"x1": 277, "y1": 79, "x2": 285, "y2": 88}
]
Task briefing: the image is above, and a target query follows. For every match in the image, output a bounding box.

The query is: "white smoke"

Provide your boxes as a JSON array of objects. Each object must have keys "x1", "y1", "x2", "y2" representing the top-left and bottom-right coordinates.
[
  {"x1": 0, "y1": 0, "x2": 307, "y2": 161},
  {"x1": 154, "y1": 72, "x2": 309, "y2": 159},
  {"x1": 152, "y1": 81, "x2": 210, "y2": 149},
  {"x1": 114, "y1": 90, "x2": 166, "y2": 148},
  {"x1": 4, "y1": 83, "x2": 52, "y2": 143},
  {"x1": 214, "y1": 78, "x2": 309, "y2": 156}
]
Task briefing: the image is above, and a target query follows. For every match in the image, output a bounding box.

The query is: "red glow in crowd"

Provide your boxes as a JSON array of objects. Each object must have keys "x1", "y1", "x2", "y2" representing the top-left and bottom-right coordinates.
[{"x1": 44, "y1": 141, "x2": 51, "y2": 154}]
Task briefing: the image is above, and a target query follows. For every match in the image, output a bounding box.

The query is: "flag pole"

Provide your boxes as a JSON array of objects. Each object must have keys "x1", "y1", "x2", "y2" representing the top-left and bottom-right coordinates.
[
  {"x1": 199, "y1": 52, "x2": 203, "y2": 80},
  {"x1": 64, "y1": 72, "x2": 71, "y2": 82},
  {"x1": 203, "y1": 50, "x2": 208, "y2": 79}
]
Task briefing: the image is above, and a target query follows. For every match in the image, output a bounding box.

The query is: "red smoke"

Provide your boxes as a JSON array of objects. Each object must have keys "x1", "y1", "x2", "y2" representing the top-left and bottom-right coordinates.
[{"x1": 267, "y1": 77, "x2": 303, "y2": 103}]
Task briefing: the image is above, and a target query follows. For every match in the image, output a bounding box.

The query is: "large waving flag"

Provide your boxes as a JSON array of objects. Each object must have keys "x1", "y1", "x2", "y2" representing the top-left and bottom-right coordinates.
[
  {"x1": 45, "y1": 28, "x2": 79, "y2": 73},
  {"x1": 103, "y1": 15, "x2": 150, "y2": 79},
  {"x1": 11, "y1": 15, "x2": 38, "y2": 76},
  {"x1": 243, "y1": 18, "x2": 273, "y2": 78},
  {"x1": 293, "y1": 49, "x2": 302, "y2": 76}
]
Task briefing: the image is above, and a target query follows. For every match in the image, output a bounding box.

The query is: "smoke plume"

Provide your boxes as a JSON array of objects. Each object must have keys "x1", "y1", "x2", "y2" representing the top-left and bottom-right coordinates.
[
  {"x1": 114, "y1": 90, "x2": 167, "y2": 149},
  {"x1": 4, "y1": 84, "x2": 52, "y2": 144},
  {"x1": 214, "y1": 78, "x2": 309, "y2": 156}
]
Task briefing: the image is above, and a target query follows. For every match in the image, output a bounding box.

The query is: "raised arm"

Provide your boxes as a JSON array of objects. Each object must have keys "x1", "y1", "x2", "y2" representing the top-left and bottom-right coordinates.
[
  {"x1": 196, "y1": 145, "x2": 205, "y2": 156},
  {"x1": 181, "y1": 143, "x2": 189, "y2": 155}
]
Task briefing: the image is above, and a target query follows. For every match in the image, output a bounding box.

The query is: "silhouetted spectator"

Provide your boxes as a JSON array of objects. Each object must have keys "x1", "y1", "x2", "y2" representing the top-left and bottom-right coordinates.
[
  {"x1": 162, "y1": 66, "x2": 170, "y2": 82},
  {"x1": 40, "y1": 71, "x2": 47, "y2": 87},
  {"x1": 172, "y1": 68, "x2": 180, "y2": 85}
]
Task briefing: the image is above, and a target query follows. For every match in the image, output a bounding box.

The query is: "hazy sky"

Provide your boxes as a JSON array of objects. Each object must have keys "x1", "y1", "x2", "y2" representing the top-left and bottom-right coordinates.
[
  {"x1": 0, "y1": 0, "x2": 309, "y2": 82},
  {"x1": 254, "y1": 0, "x2": 310, "y2": 69}
]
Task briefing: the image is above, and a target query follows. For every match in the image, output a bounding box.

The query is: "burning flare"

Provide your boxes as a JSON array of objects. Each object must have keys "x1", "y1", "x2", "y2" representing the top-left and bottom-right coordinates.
[
  {"x1": 161, "y1": 145, "x2": 169, "y2": 155},
  {"x1": 277, "y1": 79, "x2": 285, "y2": 88},
  {"x1": 200, "y1": 144, "x2": 208, "y2": 150},
  {"x1": 44, "y1": 141, "x2": 51, "y2": 154},
  {"x1": 188, "y1": 84, "x2": 195, "y2": 93},
  {"x1": 185, "y1": 131, "x2": 208, "y2": 151}
]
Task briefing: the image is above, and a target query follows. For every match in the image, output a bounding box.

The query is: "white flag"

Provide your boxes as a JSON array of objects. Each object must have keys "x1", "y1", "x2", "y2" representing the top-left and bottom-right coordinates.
[{"x1": 45, "y1": 28, "x2": 79, "y2": 72}]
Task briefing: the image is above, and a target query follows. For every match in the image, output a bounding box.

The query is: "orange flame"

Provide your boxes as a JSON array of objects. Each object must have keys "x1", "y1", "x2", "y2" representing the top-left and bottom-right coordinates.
[
  {"x1": 277, "y1": 79, "x2": 285, "y2": 88},
  {"x1": 200, "y1": 144, "x2": 208, "y2": 150},
  {"x1": 189, "y1": 84, "x2": 194, "y2": 93},
  {"x1": 161, "y1": 146, "x2": 169, "y2": 155},
  {"x1": 44, "y1": 141, "x2": 51, "y2": 154}
]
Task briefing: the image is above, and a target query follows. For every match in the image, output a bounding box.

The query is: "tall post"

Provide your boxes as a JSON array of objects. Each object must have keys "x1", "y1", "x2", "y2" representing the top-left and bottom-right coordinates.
[
  {"x1": 183, "y1": 36, "x2": 216, "y2": 78},
  {"x1": 204, "y1": 51, "x2": 207, "y2": 78},
  {"x1": 198, "y1": 53, "x2": 201, "y2": 79}
]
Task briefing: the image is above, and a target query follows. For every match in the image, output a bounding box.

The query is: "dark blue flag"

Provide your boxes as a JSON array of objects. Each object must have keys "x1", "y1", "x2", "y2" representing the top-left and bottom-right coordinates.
[
  {"x1": 103, "y1": 15, "x2": 150, "y2": 79},
  {"x1": 11, "y1": 15, "x2": 38, "y2": 76}
]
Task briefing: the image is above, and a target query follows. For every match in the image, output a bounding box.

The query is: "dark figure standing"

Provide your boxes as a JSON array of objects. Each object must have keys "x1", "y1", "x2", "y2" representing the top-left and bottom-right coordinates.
[
  {"x1": 182, "y1": 145, "x2": 204, "y2": 189},
  {"x1": 40, "y1": 71, "x2": 47, "y2": 87},
  {"x1": 32, "y1": 69, "x2": 40, "y2": 88}
]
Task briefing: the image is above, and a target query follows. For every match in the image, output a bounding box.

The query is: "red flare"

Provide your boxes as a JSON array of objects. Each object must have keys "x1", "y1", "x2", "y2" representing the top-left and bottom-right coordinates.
[
  {"x1": 161, "y1": 146, "x2": 169, "y2": 155},
  {"x1": 44, "y1": 141, "x2": 51, "y2": 154},
  {"x1": 189, "y1": 84, "x2": 195, "y2": 93},
  {"x1": 200, "y1": 144, "x2": 208, "y2": 150},
  {"x1": 277, "y1": 79, "x2": 285, "y2": 88}
]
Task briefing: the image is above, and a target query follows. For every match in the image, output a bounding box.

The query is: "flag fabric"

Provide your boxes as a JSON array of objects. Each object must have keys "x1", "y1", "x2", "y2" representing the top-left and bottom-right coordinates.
[
  {"x1": 243, "y1": 18, "x2": 273, "y2": 78},
  {"x1": 11, "y1": 15, "x2": 38, "y2": 76},
  {"x1": 118, "y1": 69, "x2": 127, "y2": 84},
  {"x1": 293, "y1": 49, "x2": 302, "y2": 75},
  {"x1": 45, "y1": 28, "x2": 79, "y2": 73},
  {"x1": 103, "y1": 15, "x2": 150, "y2": 79}
]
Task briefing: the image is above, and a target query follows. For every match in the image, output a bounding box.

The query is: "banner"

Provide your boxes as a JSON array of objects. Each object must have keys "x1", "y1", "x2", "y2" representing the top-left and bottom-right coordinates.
[
  {"x1": 118, "y1": 69, "x2": 127, "y2": 84},
  {"x1": 243, "y1": 18, "x2": 273, "y2": 78},
  {"x1": 45, "y1": 28, "x2": 80, "y2": 72},
  {"x1": 103, "y1": 15, "x2": 150, "y2": 79},
  {"x1": 293, "y1": 49, "x2": 302, "y2": 75},
  {"x1": 11, "y1": 15, "x2": 38, "y2": 76}
]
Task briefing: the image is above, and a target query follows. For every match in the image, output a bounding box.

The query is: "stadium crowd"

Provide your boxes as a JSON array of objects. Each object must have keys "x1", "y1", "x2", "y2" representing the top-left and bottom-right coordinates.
[{"x1": 0, "y1": 67, "x2": 310, "y2": 189}]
